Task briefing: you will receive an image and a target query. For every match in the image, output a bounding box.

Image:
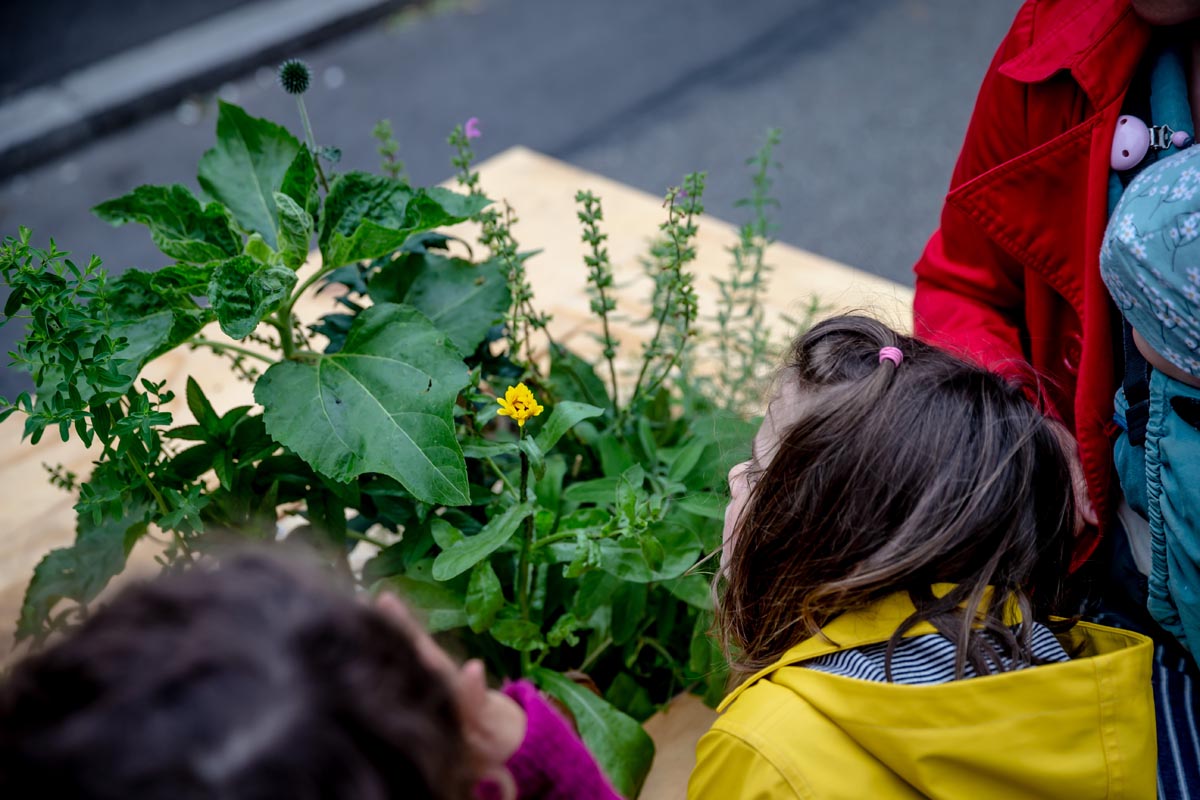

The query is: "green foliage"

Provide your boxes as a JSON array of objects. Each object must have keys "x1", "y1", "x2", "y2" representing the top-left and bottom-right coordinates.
[
  {"x1": 254, "y1": 303, "x2": 471, "y2": 505},
  {"x1": 372, "y1": 118, "x2": 408, "y2": 181},
  {"x1": 208, "y1": 255, "x2": 297, "y2": 339},
  {"x1": 198, "y1": 101, "x2": 304, "y2": 249},
  {"x1": 576, "y1": 190, "x2": 620, "y2": 408},
  {"x1": 319, "y1": 172, "x2": 490, "y2": 268},
  {"x1": 93, "y1": 184, "x2": 241, "y2": 263},
  {"x1": 371, "y1": 252, "x2": 510, "y2": 354},
  {"x1": 3, "y1": 92, "x2": 798, "y2": 794},
  {"x1": 533, "y1": 666, "x2": 656, "y2": 798}
]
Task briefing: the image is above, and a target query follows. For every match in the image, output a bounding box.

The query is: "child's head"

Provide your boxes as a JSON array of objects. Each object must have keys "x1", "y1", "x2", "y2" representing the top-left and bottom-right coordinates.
[
  {"x1": 0, "y1": 553, "x2": 474, "y2": 800},
  {"x1": 1102, "y1": 144, "x2": 1200, "y2": 385},
  {"x1": 717, "y1": 315, "x2": 1075, "y2": 676},
  {"x1": 1101, "y1": 144, "x2": 1200, "y2": 661}
]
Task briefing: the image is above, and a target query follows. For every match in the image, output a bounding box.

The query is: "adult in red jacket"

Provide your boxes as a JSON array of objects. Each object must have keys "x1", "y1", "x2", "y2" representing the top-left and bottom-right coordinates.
[
  {"x1": 914, "y1": 0, "x2": 1155, "y2": 566},
  {"x1": 914, "y1": 1, "x2": 1200, "y2": 792}
]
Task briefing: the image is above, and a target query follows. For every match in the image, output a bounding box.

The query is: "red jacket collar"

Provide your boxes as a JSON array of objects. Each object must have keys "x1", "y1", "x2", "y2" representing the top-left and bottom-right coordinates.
[{"x1": 999, "y1": 0, "x2": 1150, "y2": 109}]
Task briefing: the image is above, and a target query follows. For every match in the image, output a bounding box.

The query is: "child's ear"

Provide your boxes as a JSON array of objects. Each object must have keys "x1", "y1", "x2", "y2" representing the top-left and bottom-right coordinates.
[{"x1": 1170, "y1": 396, "x2": 1200, "y2": 431}]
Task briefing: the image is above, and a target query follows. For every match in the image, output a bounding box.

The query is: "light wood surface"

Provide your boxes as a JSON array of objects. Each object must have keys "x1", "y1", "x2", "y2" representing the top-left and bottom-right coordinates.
[{"x1": 0, "y1": 146, "x2": 912, "y2": 796}]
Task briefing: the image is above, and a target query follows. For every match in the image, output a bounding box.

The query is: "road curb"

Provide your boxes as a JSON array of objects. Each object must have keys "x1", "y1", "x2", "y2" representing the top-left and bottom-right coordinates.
[{"x1": 0, "y1": 0, "x2": 409, "y2": 180}]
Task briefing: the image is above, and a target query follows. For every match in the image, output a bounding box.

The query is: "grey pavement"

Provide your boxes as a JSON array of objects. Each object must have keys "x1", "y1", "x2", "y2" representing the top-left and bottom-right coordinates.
[{"x1": 0, "y1": 0, "x2": 1022, "y2": 397}]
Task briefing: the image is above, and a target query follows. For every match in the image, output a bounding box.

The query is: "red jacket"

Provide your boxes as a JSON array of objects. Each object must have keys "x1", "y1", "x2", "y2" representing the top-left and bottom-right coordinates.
[{"x1": 914, "y1": 0, "x2": 1152, "y2": 566}]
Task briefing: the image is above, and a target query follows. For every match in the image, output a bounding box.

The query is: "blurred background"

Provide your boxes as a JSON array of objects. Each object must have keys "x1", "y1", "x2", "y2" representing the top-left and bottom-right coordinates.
[{"x1": 0, "y1": 0, "x2": 1022, "y2": 397}]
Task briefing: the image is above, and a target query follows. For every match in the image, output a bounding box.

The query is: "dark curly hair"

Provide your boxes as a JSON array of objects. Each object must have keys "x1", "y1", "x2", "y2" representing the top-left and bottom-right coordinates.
[{"x1": 0, "y1": 553, "x2": 474, "y2": 800}]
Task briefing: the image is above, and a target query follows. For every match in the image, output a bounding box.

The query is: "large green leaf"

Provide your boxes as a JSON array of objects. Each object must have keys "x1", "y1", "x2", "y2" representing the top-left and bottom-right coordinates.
[
  {"x1": 108, "y1": 267, "x2": 213, "y2": 359},
  {"x1": 197, "y1": 101, "x2": 302, "y2": 248},
  {"x1": 531, "y1": 667, "x2": 655, "y2": 798},
  {"x1": 207, "y1": 255, "x2": 297, "y2": 339},
  {"x1": 319, "y1": 173, "x2": 489, "y2": 268},
  {"x1": 108, "y1": 311, "x2": 176, "y2": 382},
  {"x1": 93, "y1": 184, "x2": 241, "y2": 263},
  {"x1": 254, "y1": 303, "x2": 471, "y2": 505},
  {"x1": 431, "y1": 502, "x2": 533, "y2": 580},
  {"x1": 17, "y1": 505, "x2": 149, "y2": 641},
  {"x1": 371, "y1": 253, "x2": 509, "y2": 354}
]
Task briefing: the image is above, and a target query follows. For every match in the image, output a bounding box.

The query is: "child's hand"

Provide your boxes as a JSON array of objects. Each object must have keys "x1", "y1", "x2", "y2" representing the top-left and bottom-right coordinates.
[{"x1": 375, "y1": 594, "x2": 526, "y2": 796}]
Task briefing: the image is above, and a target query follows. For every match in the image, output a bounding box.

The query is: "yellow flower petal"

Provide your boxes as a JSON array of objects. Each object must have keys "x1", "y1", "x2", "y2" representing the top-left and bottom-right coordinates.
[{"x1": 495, "y1": 383, "x2": 545, "y2": 428}]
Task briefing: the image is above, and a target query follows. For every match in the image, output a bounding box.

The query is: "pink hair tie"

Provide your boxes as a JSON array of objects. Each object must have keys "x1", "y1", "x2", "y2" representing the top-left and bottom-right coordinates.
[{"x1": 878, "y1": 346, "x2": 904, "y2": 367}]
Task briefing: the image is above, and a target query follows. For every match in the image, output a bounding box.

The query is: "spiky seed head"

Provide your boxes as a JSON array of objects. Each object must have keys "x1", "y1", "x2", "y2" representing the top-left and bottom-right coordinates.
[{"x1": 278, "y1": 59, "x2": 311, "y2": 95}]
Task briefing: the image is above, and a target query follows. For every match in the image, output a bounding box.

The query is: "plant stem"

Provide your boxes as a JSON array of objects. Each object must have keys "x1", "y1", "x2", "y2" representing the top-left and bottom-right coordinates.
[
  {"x1": 580, "y1": 635, "x2": 613, "y2": 672},
  {"x1": 603, "y1": 320, "x2": 619, "y2": 410},
  {"x1": 276, "y1": 308, "x2": 296, "y2": 359},
  {"x1": 625, "y1": 281, "x2": 675, "y2": 415},
  {"x1": 484, "y1": 456, "x2": 517, "y2": 496},
  {"x1": 125, "y1": 450, "x2": 168, "y2": 517},
  {"x1": 296, "y1": 97, "x2": 329, "y2": 192},
  {"x1": 123, "y1": 449, "x2": 194, "y2": 563},
  {"x1": 516, "y1": 428, "x2": 534, "y2": 675},
  {"x1": 279, "y1": 259, "x2": 337, "y2": 351},
  {"x1": 190, "y1": 338, "x2": 275, "y2": 365},
  {"x1": 531, "y1": 530, "x2": 576, "y2": 550},
  {"x1": 290, "y1": 262, "x2": 332, "y2": 306},
  {"x1": 639, "y1": 635, "x2": 675, "y2": 664},
  {"x1": 532, "y1": 528, "x2": 616, "y2": 551},
  {"x1": 629, "y1": 192, "x2": 698, "y2": 408}
]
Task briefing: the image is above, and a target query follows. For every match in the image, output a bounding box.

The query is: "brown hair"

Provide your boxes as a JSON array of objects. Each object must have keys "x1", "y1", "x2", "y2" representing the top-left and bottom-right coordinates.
[
  {"x1": 717, "y1": 315, "x2": 1076, "y2": 680},
  {"x1": 0, "y1": 553, "x2": 474, "y2": 800}
]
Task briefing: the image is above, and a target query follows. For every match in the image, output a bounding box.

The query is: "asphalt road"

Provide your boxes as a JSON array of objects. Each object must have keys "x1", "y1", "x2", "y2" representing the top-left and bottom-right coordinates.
[{"x1": 0, "y1": 0, "x2": 1022, "y2": 396}]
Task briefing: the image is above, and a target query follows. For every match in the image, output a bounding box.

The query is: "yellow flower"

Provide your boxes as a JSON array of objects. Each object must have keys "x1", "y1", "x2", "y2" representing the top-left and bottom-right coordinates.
[{"x1": 496, "y1": 383, "x2": 544, "y2": 428}]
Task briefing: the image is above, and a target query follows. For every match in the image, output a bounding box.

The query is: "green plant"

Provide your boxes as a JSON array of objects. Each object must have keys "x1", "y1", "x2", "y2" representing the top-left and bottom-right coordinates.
[{"x1": 1, "y1": 68, "x2": 790, "y2": 795}]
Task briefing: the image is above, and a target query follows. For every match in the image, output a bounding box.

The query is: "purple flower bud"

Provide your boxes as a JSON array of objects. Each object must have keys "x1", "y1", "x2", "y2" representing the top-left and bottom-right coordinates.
[{"x1": 465, "y1": 117, "x2": 482, "y2": 140}]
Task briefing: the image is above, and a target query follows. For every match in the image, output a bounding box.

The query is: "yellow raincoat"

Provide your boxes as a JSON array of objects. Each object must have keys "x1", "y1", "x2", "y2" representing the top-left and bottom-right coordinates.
[{"x1": 688, "y1": 590, "x2": 1156, "y2": 799}]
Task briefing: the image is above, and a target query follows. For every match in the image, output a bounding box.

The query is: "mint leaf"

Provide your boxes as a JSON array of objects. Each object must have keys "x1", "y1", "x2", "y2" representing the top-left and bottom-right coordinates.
[
  {"x1": 254, "y1": 303, "x2": 471, "y2": 505},
  {"x1": 93, "y1": 184, "x2": 241, "y2": 263}
]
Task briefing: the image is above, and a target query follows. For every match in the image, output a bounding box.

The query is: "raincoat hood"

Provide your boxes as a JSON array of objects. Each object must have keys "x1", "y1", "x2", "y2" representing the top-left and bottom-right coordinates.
[{"x1": 689, "y1": 589, "x2": 1156, "y2": 799}]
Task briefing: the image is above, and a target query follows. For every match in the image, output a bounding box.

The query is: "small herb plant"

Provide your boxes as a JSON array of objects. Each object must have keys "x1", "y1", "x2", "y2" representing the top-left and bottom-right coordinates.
[{"x1": 0, "y1": 61, "x2": 788, "y2": 797}]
